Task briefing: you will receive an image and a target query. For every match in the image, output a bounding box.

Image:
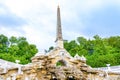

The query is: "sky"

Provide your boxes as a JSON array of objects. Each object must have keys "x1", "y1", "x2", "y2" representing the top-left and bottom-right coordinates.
[{"x1": 0, "y1": 0, "x2": 120, "y2": 52}]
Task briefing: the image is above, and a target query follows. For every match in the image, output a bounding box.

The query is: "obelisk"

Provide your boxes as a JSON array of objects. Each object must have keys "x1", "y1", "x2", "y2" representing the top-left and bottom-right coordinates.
[{"x1": 55, "y1": 6, "x2": 64, "y2": 48}]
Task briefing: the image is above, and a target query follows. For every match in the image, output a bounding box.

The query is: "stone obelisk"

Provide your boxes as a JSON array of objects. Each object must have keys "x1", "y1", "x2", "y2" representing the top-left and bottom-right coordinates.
[{"x1": 55, "y1": 6, "x2": 64, "y2": 48}]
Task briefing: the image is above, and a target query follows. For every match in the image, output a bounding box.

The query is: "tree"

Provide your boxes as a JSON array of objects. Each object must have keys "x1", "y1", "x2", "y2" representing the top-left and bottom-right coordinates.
[
  {"x1": 0, "y1": 34, "x2": 38, "y2": 64},
  {"x1": 0, "y1": 34, "x2": 9, "y2": 53},
  {"x1": 77, "y1": 37, "x2": 87, "y2": 47},
  {"x1": 62, "y1": 35, "x2": 120, "y2": 67},
  {"x1": 9, "y1": 36, "x2": 17, "y2": 45}
]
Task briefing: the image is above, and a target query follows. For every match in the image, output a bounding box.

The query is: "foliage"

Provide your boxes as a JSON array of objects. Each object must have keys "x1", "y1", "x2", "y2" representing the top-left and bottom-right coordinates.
[
  {"x1": 63, "y1": 35, "x2": 120, "y2": 67},
  {"x1": 56, "y1": 61, "x2": 63, "y2": 66},
  {"x1": 47, "y1": 35, "x2": 120, "y2": 67},
  {"x1": 0, "y1": 34, "x2": 38, "y2": 64},
  {"x1": 1, "y1": 33, "x2": 120, "y2": 67}
]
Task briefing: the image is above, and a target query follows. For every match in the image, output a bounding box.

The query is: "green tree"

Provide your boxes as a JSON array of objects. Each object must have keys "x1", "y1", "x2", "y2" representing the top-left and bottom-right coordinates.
[
  {"x1": 0, "y1": 34, "x2": 38, "y2": 64},
  {"x1": 0, "y1": 34, "x2": 9, "y2": 53},
  {"x1": 9, "y1": 36, "x2": 17, "y2": 45},
  {"x1": 63, "y1": 35, "x2": 120, "y2": 67}
]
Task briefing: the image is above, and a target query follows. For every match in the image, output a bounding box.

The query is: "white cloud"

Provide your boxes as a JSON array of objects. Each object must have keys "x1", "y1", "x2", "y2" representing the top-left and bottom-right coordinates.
[
  {"x1": 0, "y1": 7, "x2": 6, "y2": 15},
  {"x1": 0, "y1": 26, "x2": 24, "y2": 37},
  {"x1": 22, "y1": 24, "x2": 55, "y2": 51},
  {"x1": 3, "y1": 0, "x2": 57, "y2": 17}
]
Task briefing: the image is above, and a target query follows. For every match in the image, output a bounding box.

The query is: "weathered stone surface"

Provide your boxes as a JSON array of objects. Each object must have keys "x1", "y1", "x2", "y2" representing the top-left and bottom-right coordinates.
[{"x1": 0, "y1": 46, "x2": 120, "y2": 80}]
